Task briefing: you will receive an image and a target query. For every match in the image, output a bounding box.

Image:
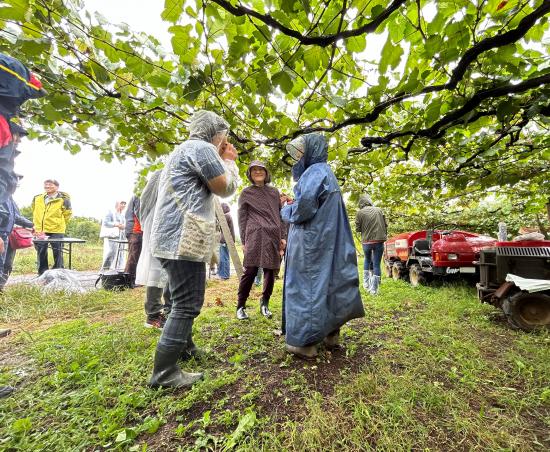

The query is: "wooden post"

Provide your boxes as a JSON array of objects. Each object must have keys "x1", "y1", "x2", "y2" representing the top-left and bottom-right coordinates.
[{"x1": 214, "y1": 197, "x2": 243, "y2": 278}]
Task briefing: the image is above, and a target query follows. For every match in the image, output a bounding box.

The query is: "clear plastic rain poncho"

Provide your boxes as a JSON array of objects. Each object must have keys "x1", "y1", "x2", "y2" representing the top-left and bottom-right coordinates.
[
  {"x1": 135, "y1": 171, "x2": 168, "y2": 287},
  {"x1": 150, "y1": 111, "x2": 241, "y2": 262}
]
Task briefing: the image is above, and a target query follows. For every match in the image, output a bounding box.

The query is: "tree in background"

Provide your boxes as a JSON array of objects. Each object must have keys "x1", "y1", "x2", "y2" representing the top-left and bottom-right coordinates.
[{"x1": 1, "y1": 0, "x2": 549, "y2": 233}]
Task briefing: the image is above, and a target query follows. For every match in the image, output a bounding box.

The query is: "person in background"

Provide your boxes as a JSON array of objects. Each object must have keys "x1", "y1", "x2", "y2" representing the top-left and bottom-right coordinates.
[
  {"x1": 0, "y1": 194, "x2": 33, "y2": 291},
  {"x1": 236, "y1": 160, "x2": 287, "y2": 320},
  {"x1": 32, "y1": 179, "x2": 72, "y2": 275},
  {"x1": 282, "y1": 133, "x2": 364, "y2": 359},
  {"x1": 148, "y1": 110, "x2": 240, "y2": 389},
  {"x1": 254, "y1": 267, "x2": 262, "y2": 286},
  {"x1": 100, "y1": 201, "x2": 126, "y2": 271},
  {"x1": 217, "y1": 202, "x2": 235, "y2": 280},
  {"x1": 135, "y1": 171, "x2": 172, "y2": 330},
  {"x1": 355, "y1": 194, "x2": 387, "y2": 294},
  {"x1": 124, "y1": 194, "x2": 142, "y2": 287}
]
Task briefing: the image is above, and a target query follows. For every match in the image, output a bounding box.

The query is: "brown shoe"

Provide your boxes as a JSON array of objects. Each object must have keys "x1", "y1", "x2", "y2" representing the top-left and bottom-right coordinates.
[
  {"x1": 286, "y1": 343, "x2": 318, "y2": 359},
  {"x1": 324, "y1": 330, "x2": 340, "y2": 349}
]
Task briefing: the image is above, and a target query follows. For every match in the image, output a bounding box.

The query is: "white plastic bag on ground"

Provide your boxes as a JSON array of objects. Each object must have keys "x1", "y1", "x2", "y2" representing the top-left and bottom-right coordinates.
[{"x1": 34, "y1": 269, "x2": 86, "y2": 294}]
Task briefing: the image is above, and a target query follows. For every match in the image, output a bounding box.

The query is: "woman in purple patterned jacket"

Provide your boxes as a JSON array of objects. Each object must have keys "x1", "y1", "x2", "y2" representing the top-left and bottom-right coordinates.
[{"x1": 236, "y1": 161, "x2": 287, "y2": 320}]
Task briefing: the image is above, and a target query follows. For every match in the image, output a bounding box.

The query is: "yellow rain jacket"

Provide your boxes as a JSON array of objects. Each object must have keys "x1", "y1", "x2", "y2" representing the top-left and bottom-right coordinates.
[{"x1": 32, "y1": 191, "x2": 72, "y2": 233}]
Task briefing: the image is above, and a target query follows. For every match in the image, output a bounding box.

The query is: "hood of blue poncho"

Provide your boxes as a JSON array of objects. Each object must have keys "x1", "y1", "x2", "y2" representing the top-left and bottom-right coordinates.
[{"x1": 292, "y1": 133, "x2": 328, "y2": 181}]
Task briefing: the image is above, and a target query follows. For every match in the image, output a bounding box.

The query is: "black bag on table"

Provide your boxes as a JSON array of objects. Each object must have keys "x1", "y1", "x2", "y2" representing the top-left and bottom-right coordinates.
[{"x1": 95, "y1": 270, "x2": 132, "y2": 291}]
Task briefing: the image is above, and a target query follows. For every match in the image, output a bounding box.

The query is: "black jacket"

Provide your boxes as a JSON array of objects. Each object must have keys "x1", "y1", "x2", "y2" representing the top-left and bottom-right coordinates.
[{"x1": 125, "y1": 196, "x2": 141, "y2": 236}]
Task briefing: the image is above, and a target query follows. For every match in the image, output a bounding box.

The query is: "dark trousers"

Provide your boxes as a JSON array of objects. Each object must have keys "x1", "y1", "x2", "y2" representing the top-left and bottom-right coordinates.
[
  {"x1": 157, "y1": 259, "x2": 205, "y2": 349},
  {"x1": 0, "y1": 239, "x2": 15, "y2": 289},
  {"x1": 3, "y1": 242, "x2": 15, "y2": 277},
  {"x1": 145, "y1": 284, "x2": 172, "y2": 320},
  {"x1": 237, "y1": 266, "x2": 275, "y2": 309},
  {"x1": 0, "y1": 232, "x2": 8, "y2": 289},
  {"x1": 35, "y1": 233, "x2": 64, "y2": 275},
  {"x1": 124, "y1": 233, "x2": 142, "y2": 282}
]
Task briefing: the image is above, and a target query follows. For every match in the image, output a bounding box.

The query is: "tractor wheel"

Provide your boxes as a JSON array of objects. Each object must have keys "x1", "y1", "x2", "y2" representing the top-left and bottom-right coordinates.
[
  {"x1": 502, "y1": 291, "x2": 550, "y2": 331},
  {"x1": 409, "y1": 264, "x2": 427, "y2": 287},
  {"x1": 391, "y1": 262, "x2": 403, "y2": 281},
  {"x1": 384, "y1": 261, "x2": 393, "y2": 278}
]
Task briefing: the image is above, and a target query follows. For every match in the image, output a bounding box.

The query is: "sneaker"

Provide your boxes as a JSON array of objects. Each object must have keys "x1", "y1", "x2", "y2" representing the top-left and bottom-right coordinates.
[
  {"x1": 260, "y1": 303, "x2": 272, "y2": 319},
  {"x1": 236, "y1": 307, "x2": 249, "y2": 320},
  {"x1": 144, "y1": 314, "x2": 166, "y2": 330}
]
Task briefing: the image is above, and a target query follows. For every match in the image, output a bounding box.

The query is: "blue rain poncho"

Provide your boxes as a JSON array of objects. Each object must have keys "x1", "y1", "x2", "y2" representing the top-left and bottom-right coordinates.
[
  {"x1": 150, "y1": 111, "x2": 240, "y2": 262},
  {"x1": 281, "y1": 134, "x2": 364, "y2": 347}
]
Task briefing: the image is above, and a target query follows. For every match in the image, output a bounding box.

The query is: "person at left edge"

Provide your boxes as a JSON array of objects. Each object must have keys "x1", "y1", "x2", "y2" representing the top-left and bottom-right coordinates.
[{"x1": 0, "y1": 53, "x2": 46, "y2": 257}]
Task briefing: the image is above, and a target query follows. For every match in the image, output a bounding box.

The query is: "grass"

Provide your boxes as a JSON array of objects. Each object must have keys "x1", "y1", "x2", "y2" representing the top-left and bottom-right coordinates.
[
  {"x1": 0, "y1": 269, "x2": 549, "y2": 451},
  {"x1": 11, "y1": 243, "x2": 103, "y2": 276}
]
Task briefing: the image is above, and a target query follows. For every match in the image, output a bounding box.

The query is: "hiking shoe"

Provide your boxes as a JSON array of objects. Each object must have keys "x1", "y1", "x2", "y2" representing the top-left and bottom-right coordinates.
[
  {"x1": 260, "y1": 303, "x2": 272, "y2": 319},
  {"x1": 144, "y1": 314, "x2": 166, "y2": 330},
  {"x1": 286, "y1": 343, "x2": 318, "y2": 359},
  {"x1": 236, "y1": 307, "x2": 249, "y2": 320}
]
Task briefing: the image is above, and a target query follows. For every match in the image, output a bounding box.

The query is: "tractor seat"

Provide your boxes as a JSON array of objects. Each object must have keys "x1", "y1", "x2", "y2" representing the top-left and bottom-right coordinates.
[{"x1": 413, "y1": 239, "x2": 431, "y2": 255}]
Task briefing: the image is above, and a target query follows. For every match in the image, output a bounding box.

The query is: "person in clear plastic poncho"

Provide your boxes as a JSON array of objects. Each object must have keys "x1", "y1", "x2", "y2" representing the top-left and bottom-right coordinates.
[
  {"x1": 148, "y1": 110, "x2": 240, "y2": 389},
  {"x1": 281, "y1": 133, "x2": 364, "y2": 359}
]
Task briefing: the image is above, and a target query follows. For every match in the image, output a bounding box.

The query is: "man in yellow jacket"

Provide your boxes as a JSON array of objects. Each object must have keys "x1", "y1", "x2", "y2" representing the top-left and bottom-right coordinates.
[{"x1": 32, "y1": 179, "x2": 72, "y2": 274}]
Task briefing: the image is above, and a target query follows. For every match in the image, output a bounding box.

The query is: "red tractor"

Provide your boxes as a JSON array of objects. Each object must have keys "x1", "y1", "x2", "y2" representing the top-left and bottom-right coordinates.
[
  {"x1": 477, "y1": 240, "x2": 550, "y2": 331},
  {"x1": 383, "y1": 230, "x2": 497, "y2": 286}
]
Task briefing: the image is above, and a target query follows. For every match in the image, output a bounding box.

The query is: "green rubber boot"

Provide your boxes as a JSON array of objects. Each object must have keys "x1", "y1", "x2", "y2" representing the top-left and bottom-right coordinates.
[{"x1": 149, "y1": 345, "x2": 203, "y2": 389}]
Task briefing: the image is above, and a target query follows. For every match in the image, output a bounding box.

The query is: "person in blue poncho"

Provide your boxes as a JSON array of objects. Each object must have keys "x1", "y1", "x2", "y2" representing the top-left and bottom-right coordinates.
[{"x1": 281, "y1": 133, "x2": 364, "y2": 359}]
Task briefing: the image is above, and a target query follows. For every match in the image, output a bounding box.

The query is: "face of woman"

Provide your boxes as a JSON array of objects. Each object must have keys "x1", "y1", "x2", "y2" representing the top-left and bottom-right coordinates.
[
  {"x1": 250, "y1": 166, "x2": 267, "y2": 185},
  {"x1": 211, "y1": 132, "x2": 228, "y2": 153}
]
